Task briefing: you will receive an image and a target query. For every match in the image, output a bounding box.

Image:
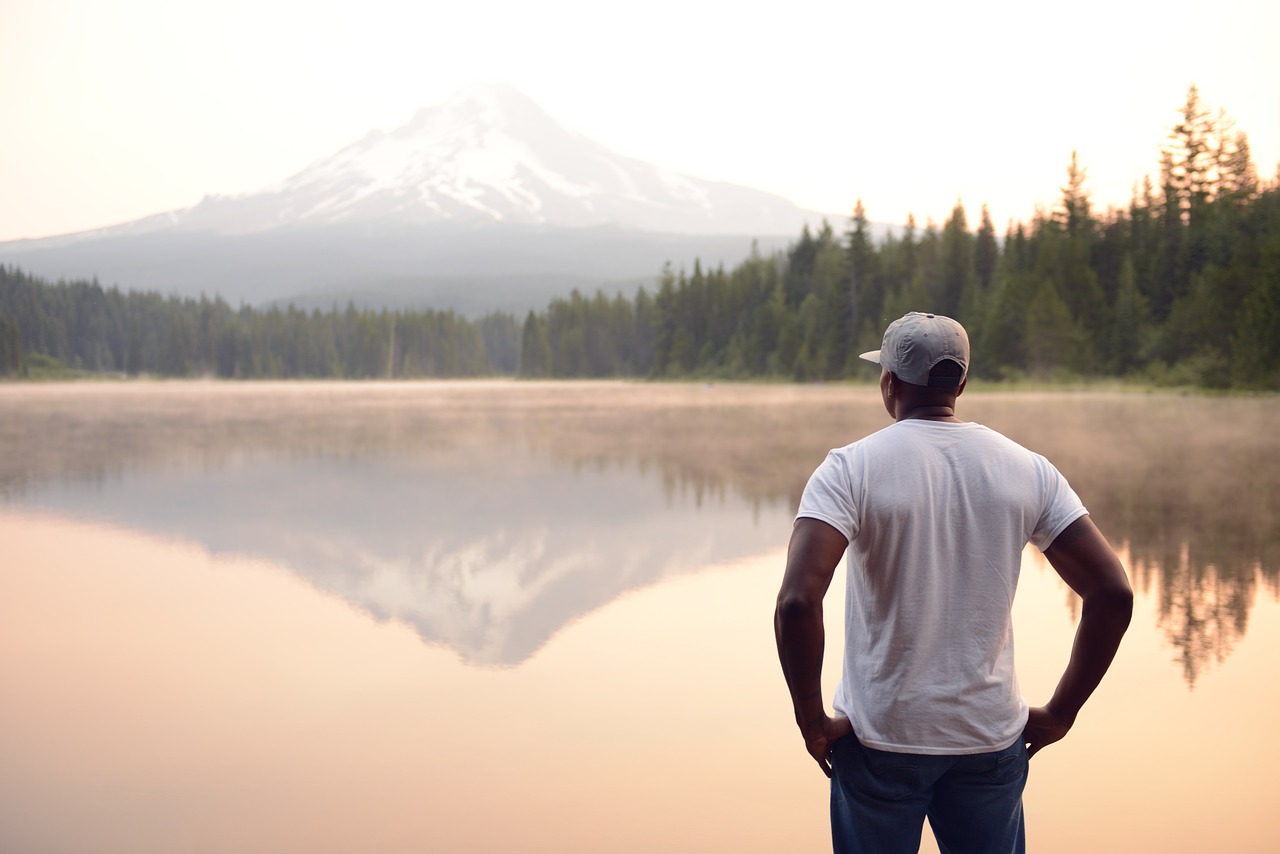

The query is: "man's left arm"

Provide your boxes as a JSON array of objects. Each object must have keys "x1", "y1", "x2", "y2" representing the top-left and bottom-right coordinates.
[
  {"x1": 1024, "y1": 514, "x2": 1133, "y2": 758},
  {"x1": 774, "y1": 516, "x2": 853, "y2": 777}
]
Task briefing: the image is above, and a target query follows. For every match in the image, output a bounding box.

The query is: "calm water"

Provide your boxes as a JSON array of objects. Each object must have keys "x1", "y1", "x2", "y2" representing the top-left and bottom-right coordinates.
[{"x1": 1, "y1": 381, "x2": 1277, "y2": 853}]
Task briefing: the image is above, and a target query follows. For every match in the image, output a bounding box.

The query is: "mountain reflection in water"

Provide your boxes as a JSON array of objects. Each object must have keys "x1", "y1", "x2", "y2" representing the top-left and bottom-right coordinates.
[{"x1": 1, "y1": 381, "x2": 1276, "y2": 682}]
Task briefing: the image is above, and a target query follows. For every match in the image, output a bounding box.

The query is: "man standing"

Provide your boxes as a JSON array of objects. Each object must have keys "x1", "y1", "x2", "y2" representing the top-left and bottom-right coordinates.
[{"x1": 774, "y1": 312, "x2": 1132, "y2": 853}]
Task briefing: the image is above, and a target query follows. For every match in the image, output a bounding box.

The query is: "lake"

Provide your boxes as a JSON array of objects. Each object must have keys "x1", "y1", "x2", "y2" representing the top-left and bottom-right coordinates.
[{"x1": 1, "y1": 380, "x2": 1277, "y2": 853}]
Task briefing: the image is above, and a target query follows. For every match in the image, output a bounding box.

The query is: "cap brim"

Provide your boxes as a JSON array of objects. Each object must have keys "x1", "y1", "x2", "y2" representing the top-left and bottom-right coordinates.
[{"x1": 858, "y1": 349, "x2": 882, "y2": 366}]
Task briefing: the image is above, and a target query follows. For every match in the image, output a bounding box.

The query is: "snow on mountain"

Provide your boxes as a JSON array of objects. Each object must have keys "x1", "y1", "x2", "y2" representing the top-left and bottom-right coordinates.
[{"x1": 168, "y1": 82, "x2": 822, "y2": 236}]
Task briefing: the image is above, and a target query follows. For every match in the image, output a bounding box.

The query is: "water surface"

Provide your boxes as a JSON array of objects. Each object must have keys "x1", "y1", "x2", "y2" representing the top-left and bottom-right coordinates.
[{"x1": 1, "y1": 381, "x2": 1276, "y2": 852}]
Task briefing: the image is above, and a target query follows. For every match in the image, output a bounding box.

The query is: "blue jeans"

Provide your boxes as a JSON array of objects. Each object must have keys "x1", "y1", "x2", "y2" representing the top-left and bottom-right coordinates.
[{"x1": 829, "y1": 733, "x2": 1027, "y2": 854}]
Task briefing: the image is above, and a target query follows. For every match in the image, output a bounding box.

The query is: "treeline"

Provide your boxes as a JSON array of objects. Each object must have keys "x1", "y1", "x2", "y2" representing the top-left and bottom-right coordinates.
[
  {"x1": 0, "y1": 268, "x2": 521, "y2": 379},
  {"x1": 3, "y1": 86, "x2": 1278, "y2": 388}
]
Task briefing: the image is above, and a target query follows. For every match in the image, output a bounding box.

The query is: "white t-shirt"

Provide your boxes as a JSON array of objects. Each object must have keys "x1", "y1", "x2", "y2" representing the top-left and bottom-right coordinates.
[{"x1": 796, "y1": 419, "x2": 1086, "y2": 755}]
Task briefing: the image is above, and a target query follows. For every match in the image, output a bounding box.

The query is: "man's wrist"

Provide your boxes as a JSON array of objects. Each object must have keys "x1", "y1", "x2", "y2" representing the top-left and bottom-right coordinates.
[
  {"x1": 1043, "y1": 699, "x2": 1078, "y2": 728},
  {"x1": 793, "y1": 693, "x2": 827, "y2": 731}
]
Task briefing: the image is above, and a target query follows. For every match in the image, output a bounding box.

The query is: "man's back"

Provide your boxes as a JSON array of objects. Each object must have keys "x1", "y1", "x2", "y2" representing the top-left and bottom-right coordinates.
[{"x1": 797, "y1": 419, "x2": 1086, "y2": 753}]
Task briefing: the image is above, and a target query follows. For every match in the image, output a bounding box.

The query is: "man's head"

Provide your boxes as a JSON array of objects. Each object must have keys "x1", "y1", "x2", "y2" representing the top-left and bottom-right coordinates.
[{"x1": 859, "y1": 311, "x2": 969, "y2": 387}]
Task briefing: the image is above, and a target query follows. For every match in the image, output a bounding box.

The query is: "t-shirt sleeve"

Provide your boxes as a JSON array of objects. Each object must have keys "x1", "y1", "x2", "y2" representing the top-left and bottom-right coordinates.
[
  {"x1": 1028, "y1": 454, "x2": 1088, "y2": 552},
  {"x1": 795, "y1": 449, "x2": 858, "y2": 542}
]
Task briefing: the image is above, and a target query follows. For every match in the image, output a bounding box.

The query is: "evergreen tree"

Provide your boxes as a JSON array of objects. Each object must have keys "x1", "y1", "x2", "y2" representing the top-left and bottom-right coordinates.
[
  {"x1": 0, "y1": 315, "x2": 22, "y2": 376},
  {"x1": 1025, "y1": 278, "x2": 1086, "y2": 376},
  {"x1": 846, "y1": 199, "x2": 879, "y2": 349},
  {"x1": 1230, "y1": 251, "x2": 1280, "y2": 389},
  {"x1": 1110, "y1": 254, "x2": 1149, "y2": 374},
  {"x1": 1056, "y1": 150, "x2": 1092, "y2": 237},
  {"x1": 519, "y1": 311, "x2": 552, "y2": 378},
  {"x1": 975, "y1": 205, "x2": 998, "y2": 291},
  {"x1": 938, "y1": 201, "x2": 977, "y2": 320}
]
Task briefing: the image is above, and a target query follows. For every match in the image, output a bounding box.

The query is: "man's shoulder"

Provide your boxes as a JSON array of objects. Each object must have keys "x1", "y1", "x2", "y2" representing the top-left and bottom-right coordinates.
[
  {"x1": 974, "y1": 423, "x2": 1056, "y2": 463},
  {"x1": 821, "y1": 422, "x2": 911, "y2": 465}
]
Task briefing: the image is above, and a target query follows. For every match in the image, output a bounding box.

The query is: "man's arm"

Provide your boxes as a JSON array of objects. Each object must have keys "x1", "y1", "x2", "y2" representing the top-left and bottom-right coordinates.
[
  {"x1": 1025, "y1": 514, "x2": 1134, "y2": 758},
  {"x1": 774, "y1": 516, "x2": 854, "y2": 777}
]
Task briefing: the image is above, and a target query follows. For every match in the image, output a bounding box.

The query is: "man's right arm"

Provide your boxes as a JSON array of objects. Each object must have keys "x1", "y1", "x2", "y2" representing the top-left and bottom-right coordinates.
[
  {"x1": 1025, "y1": 514, "x2": 1134, "y2": 758},
  {"x1": 775, "y1": 517, "x2": 854, "y2": 777}
]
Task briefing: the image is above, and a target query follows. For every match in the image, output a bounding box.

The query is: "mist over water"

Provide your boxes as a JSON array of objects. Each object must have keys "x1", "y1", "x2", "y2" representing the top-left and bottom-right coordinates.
[
  {"x1": 2, "y1": 381, "x2": 1274, "y2": 679},
  {"x1": 1, "y1": 381, "x2": 1277, "y2": 852}
]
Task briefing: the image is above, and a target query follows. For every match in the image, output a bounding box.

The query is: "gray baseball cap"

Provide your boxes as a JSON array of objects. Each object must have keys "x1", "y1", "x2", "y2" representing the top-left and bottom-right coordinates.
[{"x1": 859, "y1": 311, "x2": 970, "y2": 387}]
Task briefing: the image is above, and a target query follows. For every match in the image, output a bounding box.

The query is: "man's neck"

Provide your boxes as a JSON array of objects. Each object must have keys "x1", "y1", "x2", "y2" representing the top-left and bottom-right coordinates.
[{"x1": 897, "y1": 404, "x2": 960, "y2": 423}]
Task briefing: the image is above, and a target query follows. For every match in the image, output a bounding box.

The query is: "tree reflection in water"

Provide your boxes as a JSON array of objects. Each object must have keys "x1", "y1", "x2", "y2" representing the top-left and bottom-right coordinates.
[
  {"x1": 967, "y1": 393, "x2": 1278, "y2": 687},
  {"x1": 1, "y1": 381, "x2": 1275, "y2": 684}
]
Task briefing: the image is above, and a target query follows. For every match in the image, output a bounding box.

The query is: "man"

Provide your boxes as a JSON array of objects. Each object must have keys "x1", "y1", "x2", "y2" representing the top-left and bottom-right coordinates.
[{"x1": 774, "y1": 312, "x2": 1133, "y2": 854}]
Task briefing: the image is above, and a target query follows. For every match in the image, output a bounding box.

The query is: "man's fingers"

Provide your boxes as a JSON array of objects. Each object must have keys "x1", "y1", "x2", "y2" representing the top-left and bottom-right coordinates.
[
  {"x1": 804, "y1": 715, "x2": 854, "y2": 778},
  {"x1": 808, "y1": 741, "x2": 833, "y2": 777},
  {"x1": 817, "y1": 717, "x2": 853, "y2": 777}
]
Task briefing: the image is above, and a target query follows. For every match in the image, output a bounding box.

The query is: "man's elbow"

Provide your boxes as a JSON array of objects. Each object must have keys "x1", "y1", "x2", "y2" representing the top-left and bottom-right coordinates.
[
  {"x1": 1089, "y1": 577, "x2": 1135, "y2": 632},
  {"x1": 1114, "y1": 584, "x2": 1135, "y2": 628},
  {"x1": 775, "y1": 591, "x2": 822, "y2": 626}
]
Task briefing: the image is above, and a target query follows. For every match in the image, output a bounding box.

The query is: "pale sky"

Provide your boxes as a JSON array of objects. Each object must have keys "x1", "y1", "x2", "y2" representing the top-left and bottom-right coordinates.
[{"x1": 2, "y1": 0, "x2": 1277, "y2": 243}]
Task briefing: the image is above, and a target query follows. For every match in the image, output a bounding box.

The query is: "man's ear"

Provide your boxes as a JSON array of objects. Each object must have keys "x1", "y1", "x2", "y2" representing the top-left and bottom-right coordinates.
[{"x1": 880, "y1": 370, "x2": 897, "y2": 419}]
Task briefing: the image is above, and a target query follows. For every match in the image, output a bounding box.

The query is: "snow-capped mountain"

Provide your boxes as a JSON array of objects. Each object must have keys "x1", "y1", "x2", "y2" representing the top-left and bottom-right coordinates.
[
  {"x1": 172, "y1": 82, "x2": 819, "y2": 236},
  {"x1": 0, "y1": 83, "x2": 835, "y2": 310}
]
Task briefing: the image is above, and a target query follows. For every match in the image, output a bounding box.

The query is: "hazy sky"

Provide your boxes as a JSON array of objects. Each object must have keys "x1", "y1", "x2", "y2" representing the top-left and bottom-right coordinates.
[{"x1": 2, "y1": 0, "x2": 1277, "y2": 243}]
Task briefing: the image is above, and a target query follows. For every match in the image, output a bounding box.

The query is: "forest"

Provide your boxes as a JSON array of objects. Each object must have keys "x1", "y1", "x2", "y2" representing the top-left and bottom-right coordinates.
[{"x1": 2, "y1": 86, "x2": 1277, "y2": 389}]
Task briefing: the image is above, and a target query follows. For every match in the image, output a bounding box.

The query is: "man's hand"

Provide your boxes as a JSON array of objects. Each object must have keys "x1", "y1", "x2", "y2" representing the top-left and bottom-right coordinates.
[
  {"x1": 802, "y1": 714, "x2": 855, "y2": 777},
  {"x1": 1023, "y1": 705, "x2": 1071, "y2": 759}
]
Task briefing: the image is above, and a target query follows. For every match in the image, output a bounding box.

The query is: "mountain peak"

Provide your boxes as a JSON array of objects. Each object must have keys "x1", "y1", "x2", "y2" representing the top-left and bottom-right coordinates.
[
  {"x1": 161, "y1": 83, "x2": 822, "y2": 236},
  {"x1": 403, "y1": 82, "x2": 538, "y2": 133},
  {"x1": 444, "y1": 80, "x2": 542, "y2": 115}
]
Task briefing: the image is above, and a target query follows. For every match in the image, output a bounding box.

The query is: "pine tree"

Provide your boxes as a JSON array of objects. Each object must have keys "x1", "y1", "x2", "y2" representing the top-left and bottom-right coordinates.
[
  {"x1": 1231, "y1": 262, "x2": 1280, "y2": 389},
  {"x1": 1025, "y1": 278, "x2": 1086, "y2": 376},
  {"x1": 975, "y1": 205, "x2": 998, "y2": 291},
  {"x1": 1110, "y1": 254, "x2": 1149, "y2": 374},
  {"x1": 938, "y1": 201, "x2": 977, "y2": 320},
  {"x1": 519, "y1": 311, "x2": 551, "y2": 378},
  {"x1": 846, "y1": 199, "x2": 878, "y2": 340},
  {"x1": 0, "y1": 315, "x2": 23, "y2": 376}
]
